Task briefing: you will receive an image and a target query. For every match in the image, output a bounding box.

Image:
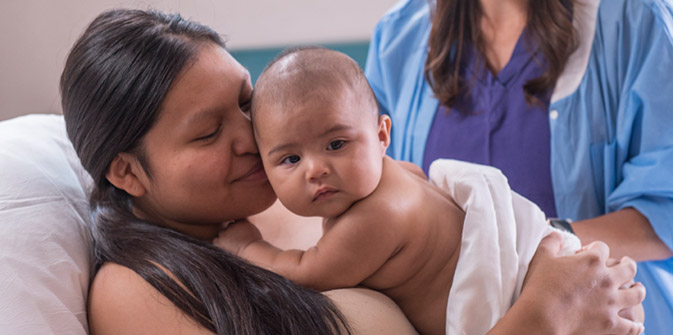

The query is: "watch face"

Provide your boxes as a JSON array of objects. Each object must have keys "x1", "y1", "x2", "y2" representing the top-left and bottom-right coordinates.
[{"x1": 549, "y1": 219, "x2": 574, "y2": 234}]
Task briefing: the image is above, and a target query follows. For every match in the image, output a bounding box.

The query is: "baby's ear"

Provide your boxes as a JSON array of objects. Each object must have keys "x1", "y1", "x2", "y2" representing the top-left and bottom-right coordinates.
[
  {"x1": 377, "y1": 115, "x2": 391, "y2": 154},
  {"x1": 105, "y1": 153, "x2": 148, "y2": 197}
]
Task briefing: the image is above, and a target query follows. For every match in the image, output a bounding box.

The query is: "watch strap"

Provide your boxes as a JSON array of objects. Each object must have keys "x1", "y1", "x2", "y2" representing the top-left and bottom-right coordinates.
[{"x1": 548, "y1": 218, "x2": 575, "y2": 235}]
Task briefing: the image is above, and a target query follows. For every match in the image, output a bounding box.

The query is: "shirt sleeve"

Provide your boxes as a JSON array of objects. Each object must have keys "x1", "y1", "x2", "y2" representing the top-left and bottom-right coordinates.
[
  {"x1": 607, "y1": 1, "x2": 673, "y2": 251},
  {"x1": 365, "y1": 19, "x2": 392, "y2": 118}
]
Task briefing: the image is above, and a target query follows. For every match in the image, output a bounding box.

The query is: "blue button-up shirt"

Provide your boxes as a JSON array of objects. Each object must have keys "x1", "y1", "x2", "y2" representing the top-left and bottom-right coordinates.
[{"x1": 366, "y1": 0, "x2": 673, "y2": 333}]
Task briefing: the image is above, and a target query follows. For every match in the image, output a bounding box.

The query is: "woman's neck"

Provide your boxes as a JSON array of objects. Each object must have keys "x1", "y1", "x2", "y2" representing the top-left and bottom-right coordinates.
[
  {"x1": 478, "y1": 0, "x2": 529, "y2": 74},
  {"x1": 479, "y1": 0, "x2": 528, "y2": 26}
]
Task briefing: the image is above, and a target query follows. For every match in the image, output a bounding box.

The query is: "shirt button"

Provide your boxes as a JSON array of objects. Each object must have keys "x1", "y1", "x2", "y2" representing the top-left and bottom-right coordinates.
[{"x1": 549, "y1": 110, "x2": 559, "y2": 120}]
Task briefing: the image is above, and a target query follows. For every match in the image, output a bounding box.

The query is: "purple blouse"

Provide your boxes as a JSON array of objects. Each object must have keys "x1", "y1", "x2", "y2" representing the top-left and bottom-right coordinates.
[{"x1": 422, "y1": 32, "x2": 557, "y2": 217}]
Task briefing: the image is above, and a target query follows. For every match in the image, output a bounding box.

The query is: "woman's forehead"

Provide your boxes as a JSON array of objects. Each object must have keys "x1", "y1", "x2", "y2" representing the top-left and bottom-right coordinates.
[
  {"x1": 156, "y1": 45, "x2": 249, "y2": 125},
  {"x1": 181, "y1": 44, "x2": 248, "y2": 91}
]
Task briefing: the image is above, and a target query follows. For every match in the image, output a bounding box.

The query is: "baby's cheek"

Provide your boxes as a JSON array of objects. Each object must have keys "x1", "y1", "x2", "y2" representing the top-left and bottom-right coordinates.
[
  {"x1": 352, "y1": 164, "x2": 382, "y2": 197},
  {"x1": 270, "y1": 176, "x2": 306, "y2": 212}
]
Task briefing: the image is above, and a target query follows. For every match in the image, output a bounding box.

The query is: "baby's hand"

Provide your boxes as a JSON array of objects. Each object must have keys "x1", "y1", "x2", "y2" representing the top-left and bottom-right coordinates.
[{"x1": 213, "y1": 219, "x2": 263, "y2": 256}]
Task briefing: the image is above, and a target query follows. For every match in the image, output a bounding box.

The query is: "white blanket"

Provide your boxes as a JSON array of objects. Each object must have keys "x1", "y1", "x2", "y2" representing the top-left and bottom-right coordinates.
[{"x1": 428, "y1": 159, "x2": 580, "y2": 335}]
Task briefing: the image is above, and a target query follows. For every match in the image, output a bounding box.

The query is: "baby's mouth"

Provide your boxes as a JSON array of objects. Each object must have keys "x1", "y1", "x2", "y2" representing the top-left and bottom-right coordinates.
[{"x1": 313, "y1": 188, "x2": 338, "y2": 201}]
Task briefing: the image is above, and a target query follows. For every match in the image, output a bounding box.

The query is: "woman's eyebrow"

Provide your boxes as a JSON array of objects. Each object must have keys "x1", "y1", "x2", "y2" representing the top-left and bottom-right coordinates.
[
  {"x1": 185, "y1": 109, "x2": 220, "y2": 128},
  {"x1": 185, "y1": 71, "x2": 252, "y2": 128}
]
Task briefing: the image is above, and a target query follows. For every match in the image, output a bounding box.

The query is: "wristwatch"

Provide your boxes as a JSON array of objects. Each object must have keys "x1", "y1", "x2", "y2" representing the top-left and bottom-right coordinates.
[{"x1": 548, "y1": 218, "x2": 575, "y2": 235}]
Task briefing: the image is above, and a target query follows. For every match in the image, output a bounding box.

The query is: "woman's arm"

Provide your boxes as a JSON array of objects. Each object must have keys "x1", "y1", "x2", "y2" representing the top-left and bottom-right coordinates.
[
  {"x1": 489, "y1": 233, "x2": 645, "y2": 335},
  {"x1": 572, "y1": 207, "x2": 673, "y2": 261},
  {"x1": 88, "y1": 263, "x2": 211, "y2": 335}
]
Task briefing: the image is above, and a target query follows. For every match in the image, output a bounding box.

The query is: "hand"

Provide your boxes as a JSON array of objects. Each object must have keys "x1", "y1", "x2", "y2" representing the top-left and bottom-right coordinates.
[
  {"x1": 520, "y1": 233, "x2": 646, "y2": 335},
  {"x1": 213, "y1": 219, "x2": 263, "y2": 256},
  {"x1": 617, "y1": 280, "x2": 645, "y2": 326},
  {"x1": 608, "y1": 257, "x2": 645, "y2": 325}
]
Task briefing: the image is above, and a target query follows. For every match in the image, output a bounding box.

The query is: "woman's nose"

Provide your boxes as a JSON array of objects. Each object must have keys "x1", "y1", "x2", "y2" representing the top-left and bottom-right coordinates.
[{"x1": 231, "y1": 114, "x2": 258, "y2": 156}]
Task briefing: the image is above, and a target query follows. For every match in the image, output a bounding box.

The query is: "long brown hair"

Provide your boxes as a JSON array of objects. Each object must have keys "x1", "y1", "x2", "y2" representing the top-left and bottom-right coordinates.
[
  {"x1": 425, "y1": 0, "x2": 578, "y2": 107},
  {"x1": 61, "y1": 9, "x2": 349, "y2": 334}
]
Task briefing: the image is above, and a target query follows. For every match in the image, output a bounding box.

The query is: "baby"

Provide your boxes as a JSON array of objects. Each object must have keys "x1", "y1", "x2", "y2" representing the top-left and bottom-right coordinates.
[
  {"x1": 214, "y1": 47, "x2": 463, "y2": 334},
  {"x1": 215, "y1": 47, "x2": 572, "y2": 335}
]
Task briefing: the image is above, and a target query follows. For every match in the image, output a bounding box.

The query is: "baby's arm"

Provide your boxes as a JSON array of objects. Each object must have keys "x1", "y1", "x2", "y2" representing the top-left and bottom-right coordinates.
[{"x1": 214, "y1": 208, "x2": 404, "y2": 291}]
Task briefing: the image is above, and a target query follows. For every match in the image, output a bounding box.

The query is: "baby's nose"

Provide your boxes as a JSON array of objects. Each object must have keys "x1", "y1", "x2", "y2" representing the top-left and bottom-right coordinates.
[{"x1": 305, "y1": 158, "x2": 330, "y2": 181}]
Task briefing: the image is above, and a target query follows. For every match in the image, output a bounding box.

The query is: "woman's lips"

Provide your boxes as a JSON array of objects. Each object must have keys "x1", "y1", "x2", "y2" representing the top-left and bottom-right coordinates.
[
  {"x1": 313, "y1": 188, "x2": 337, "y2": 201},
  {"x1": 235, "y1": 163, "x2": 267, "y2": 182}
]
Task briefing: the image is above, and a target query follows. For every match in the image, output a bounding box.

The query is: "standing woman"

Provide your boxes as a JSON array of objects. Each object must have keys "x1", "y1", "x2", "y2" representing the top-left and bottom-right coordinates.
[{"x1": 366, "y1": 0, "x2": 673, "y2": 332}]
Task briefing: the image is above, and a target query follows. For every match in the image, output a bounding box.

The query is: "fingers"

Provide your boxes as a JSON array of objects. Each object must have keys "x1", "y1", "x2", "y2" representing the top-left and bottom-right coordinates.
[
  {"x1": 610, "y1": 256, "x2": 638, "y2": 286},
  {"x1": 619, "y1": 304, "x2": 645, "y2": 326},
  {"x1": 537, "y1": 232, "x2": 563, "y2": 257},
  {"x1": 576, "y1": 240, "x2": 610, "y2": 263},
  {"x1": 619, "y1": 282, "x2": 646, "y2": 309},
  {"x1": 220, "y1": 220, "x2": 235, "y2": 230},
  {"x1": 212, "y1": 236, "x2": 224, "y2": 248},
  {"x1": 612, "y1": 317, "x2": 645, "y2": 335},
  {"x1": 616, "y1": 282, "x2": 646, "y2": 332}
]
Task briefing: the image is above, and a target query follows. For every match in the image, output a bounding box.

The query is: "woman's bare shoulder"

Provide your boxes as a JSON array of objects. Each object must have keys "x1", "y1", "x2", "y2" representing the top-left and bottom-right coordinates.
[
  {"x1": 88, "y1": 262, "x2": 211, "y2": 335},
  {"x1": 325, "y1": 288, "x2": 418, "y2": 334}
]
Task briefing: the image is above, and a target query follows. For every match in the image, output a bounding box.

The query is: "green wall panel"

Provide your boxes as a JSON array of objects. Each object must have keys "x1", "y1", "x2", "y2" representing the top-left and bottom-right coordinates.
[{"x1": 230, "y1": 41, "x2": 370, "y2": 84}]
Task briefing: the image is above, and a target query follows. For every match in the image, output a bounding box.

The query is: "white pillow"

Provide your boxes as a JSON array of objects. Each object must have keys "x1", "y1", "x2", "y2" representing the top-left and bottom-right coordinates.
[{"x1": 0, "y1": 114, "x2": 93, "y2": 334}]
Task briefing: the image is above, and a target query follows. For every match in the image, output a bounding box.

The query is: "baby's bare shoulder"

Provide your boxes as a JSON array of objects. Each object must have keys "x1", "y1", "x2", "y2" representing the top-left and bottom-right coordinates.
[
  {"x1": 395, "y1": 159, "x2": 427, "y2": 179},
  {"x1": 348, "y1": 158, "x2": 430, "y2": 221}
]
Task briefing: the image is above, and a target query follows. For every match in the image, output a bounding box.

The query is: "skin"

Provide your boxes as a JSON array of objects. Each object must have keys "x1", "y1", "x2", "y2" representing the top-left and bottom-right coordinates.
[
  {"x1": 105, "y1": 44, "x2": 275, "y2": 241},
  {"x1": 489, "y1": 234, "x2": 645, "y2": 335},
  {"x1": 479, "y1": 0, "x2": 528, "y2": 75},
  {"x1": 215, "y1": 51, "x2": 646, "y2": 334},
  {"x1": 89, "y1": 43, "x2": 417, "y2": 335},
  {"x1": 86, "y1": 43, "x2": 645, "y2": 335},
  {"x1": 217, "y1": 81, "x2": 465, "y2": 334},
  {"x1": 478, "y1": 0, "x2": 672, "y2": 261}
]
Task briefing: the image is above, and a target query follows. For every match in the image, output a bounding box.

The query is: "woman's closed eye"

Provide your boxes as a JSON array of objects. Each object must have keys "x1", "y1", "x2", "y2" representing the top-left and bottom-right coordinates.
[
  {"x1": 327, "y1": 140, "x2": 346, "y2": 151},
  {"x1": 195, "y1": 123, "x2": 222, "y2": 142},
  {"x1": 281, "y1": 154, "x2": 301, "y2": 165}
]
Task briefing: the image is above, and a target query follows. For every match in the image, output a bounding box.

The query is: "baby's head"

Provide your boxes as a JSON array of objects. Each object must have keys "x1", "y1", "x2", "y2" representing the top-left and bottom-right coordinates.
[{"x1": 251, "y1": 47, "x2": 391, "y2": 218}]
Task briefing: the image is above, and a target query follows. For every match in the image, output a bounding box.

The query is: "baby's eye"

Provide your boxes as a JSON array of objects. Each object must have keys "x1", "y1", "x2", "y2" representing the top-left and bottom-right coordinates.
[
  {"x1": 281, "y1": 155, "x2": 301, "y2": 165},
  {"x1": 327, "y1": 140, "x2": 345, "y2": 151}
]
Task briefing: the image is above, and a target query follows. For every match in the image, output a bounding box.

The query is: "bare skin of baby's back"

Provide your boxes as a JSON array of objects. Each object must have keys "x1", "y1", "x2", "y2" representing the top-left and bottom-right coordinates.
[
  {"x1": 216, "y1": 156, "x2": 465, "y2": 335},
  {"x1": 325, "y1": 157, "x2": 464, "y2": 334}
]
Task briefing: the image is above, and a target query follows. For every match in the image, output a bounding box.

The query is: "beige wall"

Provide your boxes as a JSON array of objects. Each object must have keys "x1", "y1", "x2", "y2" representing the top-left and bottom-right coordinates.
[{"x1": 0, "y1": 0, "x2": 397, "y2": 121}]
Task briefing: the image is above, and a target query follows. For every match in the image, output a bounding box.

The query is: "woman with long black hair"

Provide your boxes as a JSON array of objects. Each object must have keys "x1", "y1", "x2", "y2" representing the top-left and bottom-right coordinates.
[{"x1": 61, "y1": 8, "x2": 644, "y2": 334}]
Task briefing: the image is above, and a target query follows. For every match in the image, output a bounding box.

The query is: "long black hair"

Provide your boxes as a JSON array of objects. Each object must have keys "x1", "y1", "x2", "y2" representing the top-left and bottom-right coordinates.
[
  {"x1": 425, "y1": 0, "x2": 578, "y2": 107},
  {"x1": 60, "y1": 8, "x2": 349, "y2": 334}
]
